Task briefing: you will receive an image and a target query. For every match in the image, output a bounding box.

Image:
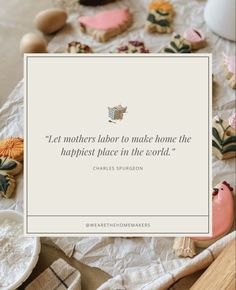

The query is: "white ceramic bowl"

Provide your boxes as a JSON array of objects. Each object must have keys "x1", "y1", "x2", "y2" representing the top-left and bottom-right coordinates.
[
  {"x1": 204, "y1": 0, "x2": 236, "y2": 41},
  {"x1": 0, "y1": 210, "x2": 41, "y2": 290}
]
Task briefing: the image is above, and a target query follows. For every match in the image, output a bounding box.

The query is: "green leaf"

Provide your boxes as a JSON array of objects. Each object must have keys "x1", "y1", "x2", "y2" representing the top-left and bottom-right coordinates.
[
  {"x1": 0, "y1": 173, "x2": 9, "y2": 194},
  {"x1": 170, "y1": 41, "x2": 179, "y2": 51},
  {"x1": 222, "y1": 136, "x2": 236, "y2": 146},
  {"x1": 147, "y1": 13, "x2": 156, "y2": 24},
  {"x1": 147, "y1": 14, "x2": 170, "y2": 27},
  {"x1": 164, "y1": 48, "x2": 175, "y2": 53},
  {"x1": 212, "y1": 127, "x2": 222, "y2": 145},
  {"x1": 212, "y1": 140, "x2": 222, "y2": 151},
  {"x1": 179, "y1": 49, "x2": 191, "y2": 53},
  {"x1": 222, "y1": 144, "x2": 236, "y2": 154},
  {"x1": 156, "y1": 19, "x2": 170, "y2": 27},
  {"x1": 0, "y1": 160, "x2": 17, "y2": 171},
  {"x1": 156, "y1": 10, "x2": 169, "y2": 16},
  {"x1": 179, "y1": 45, "x2": 191, "y2": 53}
]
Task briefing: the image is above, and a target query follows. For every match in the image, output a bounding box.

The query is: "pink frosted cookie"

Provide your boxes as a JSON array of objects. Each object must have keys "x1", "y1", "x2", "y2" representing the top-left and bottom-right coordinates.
[
  {"x1": 183, "y1": 27, "x2": 206, "y2": 50},
  {"x1": 223, "y1": 54, "x2": 236, "y2": 89},
  {"x1": 229, "y1": 113, "x2": 236, "y2": 130},
  {"x1": 173, "y1": 181, "x2": 234, "y2": 257},
  {"x1": 78, "y1": 8, "x2": 132, "y2": 42}
]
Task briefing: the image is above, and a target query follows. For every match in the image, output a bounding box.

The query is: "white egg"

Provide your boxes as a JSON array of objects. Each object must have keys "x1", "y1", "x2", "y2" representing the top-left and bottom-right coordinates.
[
  {"x1": 35, "y1": 8, "x2": 68, "y2": 34},
  {"x1": 20, "y1": 33, "x2": 47, "y2": 54}
]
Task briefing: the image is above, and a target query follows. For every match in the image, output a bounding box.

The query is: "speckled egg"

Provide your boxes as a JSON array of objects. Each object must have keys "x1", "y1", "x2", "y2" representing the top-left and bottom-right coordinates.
[
  {"x1": 20, "y1": 33, "x2": 47, "y2": 54},
  {"x1": 35, "y1": 8, "x2": 67, "y2": 34}
]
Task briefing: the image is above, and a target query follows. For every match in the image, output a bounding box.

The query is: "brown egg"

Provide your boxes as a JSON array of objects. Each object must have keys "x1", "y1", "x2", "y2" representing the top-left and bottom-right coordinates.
[
  {"x1": 35, "y1": 8, "x2": 67, "y2": 34},
  {"x1": 20, "y1": 33, "x2": 47, "y2": 54}
]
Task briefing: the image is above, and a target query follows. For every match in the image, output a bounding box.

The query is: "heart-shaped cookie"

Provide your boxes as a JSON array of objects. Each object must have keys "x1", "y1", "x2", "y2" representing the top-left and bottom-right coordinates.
[
  {"x1": 78, "y1": 8, "x2": 132, "y2": 42},
  {"x1": 183, "y1": 28, "x2": 206, "y2": 50}
]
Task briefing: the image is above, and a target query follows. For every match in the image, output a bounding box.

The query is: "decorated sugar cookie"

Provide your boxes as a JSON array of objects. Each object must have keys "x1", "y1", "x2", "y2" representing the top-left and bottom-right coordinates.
[
  {"x1": 0, "y1": 137, "x2": 24, "y2": 161},
  {"x1": 66, "y1": 41, "x2": 92, "y2": 53},
  {"x1": 223, "y1": 54, "x2": 236, "y2": 89},
  {"x1": 145, "y1": 0, "x2": 174, "y2": 33},
  {"x1": 173, "y1": 181, "x2": 234, "y2": 257},
  {"x1": 0, "y1": 171, "x2": 16, "y2": 198},
  {"x1": 162, "y1": 34, "x2": 191, "y2": 53},
  {"x1": 183, "y1": 28, "x2": 206, "y2": 50},
  {"x1": 212, "y1": 115, "x2": 236, "y2": 160},
  {"x1": 78, "y1": 8, "x2": 132, "y2": 42},
  {"x1": 229, "y1": 113, "x2": 236, "y2": 129},
  {"x1": 117, "y1": 41, "x2": 149, "y2": 53},
  {"x1": 0, "y1": 157, "x2": 23, "y2": 176}
]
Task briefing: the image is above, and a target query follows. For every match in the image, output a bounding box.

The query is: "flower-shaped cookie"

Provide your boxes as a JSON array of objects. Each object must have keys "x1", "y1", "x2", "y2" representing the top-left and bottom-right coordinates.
[
  {"x1": 0, "y1": 137, "x2": 24, "y2": 161},
  {"x1": 146, "y1": 0, "x2": 174, "y2": 33},
  {"x1": 212, "y1": 116, "x2": 236, "y2": 160}
]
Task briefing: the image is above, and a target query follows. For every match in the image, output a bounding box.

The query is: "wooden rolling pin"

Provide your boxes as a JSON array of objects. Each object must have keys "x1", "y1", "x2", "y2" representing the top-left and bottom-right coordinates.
[{"x1": 190, "y1": 239, "x2": 236, "y2": 290}]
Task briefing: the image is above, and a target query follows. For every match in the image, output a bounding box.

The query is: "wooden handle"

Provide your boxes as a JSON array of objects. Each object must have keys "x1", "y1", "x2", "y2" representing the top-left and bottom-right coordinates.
[{"x1": 190, "y1": 239, "x2": 236, "y2": 290}]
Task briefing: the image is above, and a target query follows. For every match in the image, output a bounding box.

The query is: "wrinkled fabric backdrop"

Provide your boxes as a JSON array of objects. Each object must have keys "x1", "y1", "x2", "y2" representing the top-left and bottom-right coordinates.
[{"x1": 0, "y1": 0, "x2": 235, "y2": 289}]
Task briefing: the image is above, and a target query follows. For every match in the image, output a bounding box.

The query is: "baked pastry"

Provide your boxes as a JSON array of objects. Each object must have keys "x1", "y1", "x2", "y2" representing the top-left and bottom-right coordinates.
[
  {"x1": 228, "y1": 113, "x2": 236, "y2": 129},
  {"x1": 0, "y1": 171, "x2": 16, "y2": 198},
  {"x1": 173, "y1": 181, "x2": 234, "y2": 257},
  {"x1": 78, "y1": 8, "x2": 132, "y2": 42},
  {"x1": 117, "y1": 41, "x2": 149, "y2": 53},
  {"x1": 66, "y1": 41, "x2": 92, "y2": 53},
  {"x1": 145, "y1": 0, "x2": 174, "y2": 33},
  {"x1": 79, "y1": 0, "x2": 116, "y2": 6},
  {"x1": 0, "y1": 137, "x2": 24, "y2": 161},
  {"x1": 183, "y1": 27, "x2": 206, "y2": 50},
  {"x1": 0, "y1": 157, "x2": 23, "y2": 176},
  {"x1": 223, "y1": 54, "x2": 236, "y2": 89},
  {"x1": 212, "y1": 115, "x2": 236, "y2": 160},
  {"x1": 162, "y1": 33, "x2": 191, "y2": 53}
]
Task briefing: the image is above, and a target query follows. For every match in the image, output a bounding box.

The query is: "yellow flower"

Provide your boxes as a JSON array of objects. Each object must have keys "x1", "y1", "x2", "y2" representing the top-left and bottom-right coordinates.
[
  {"x1": 149, "y1": 0, "x2": 173, "y2": 12},
  {"x1": 0, "y1": 137, "x2": 24, "y2": 161}
]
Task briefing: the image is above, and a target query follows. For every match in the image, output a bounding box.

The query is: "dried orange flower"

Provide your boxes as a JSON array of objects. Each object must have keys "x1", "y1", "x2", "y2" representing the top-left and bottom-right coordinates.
[
  {"x1": 149, "y1": 0, "x2": 173, "y2": 12},
  {"x1": 0, "y1": 137, "x2": 24, "y2": 161}
]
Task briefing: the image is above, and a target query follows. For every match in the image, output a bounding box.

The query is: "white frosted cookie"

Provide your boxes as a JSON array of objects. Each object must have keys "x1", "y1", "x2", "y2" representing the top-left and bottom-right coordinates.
[
  {"x1": 78, "y1": 8, "x2": 132, "y2": 42},
  {"x1": 162, "y1": 34, "x2": 191, "y2": 53},
  {"x1": 145, "y1": 0, "x2": 174, "y2": 33},
  {"x1": 0, "y1": 157, "x2": 23, "y2": 176},
  {"x1": 223, "y1": 54, "x2": 236, "y2": 89},
  {"x1": 212, "y1": 115, "x2": 236, "y2": 160},
  {"x1": 0, "y1": 171, "x2": 16, "y2": 198}
]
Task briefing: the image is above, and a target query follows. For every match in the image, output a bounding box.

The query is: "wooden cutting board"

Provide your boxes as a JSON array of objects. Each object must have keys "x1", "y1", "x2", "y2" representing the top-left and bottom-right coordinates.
[{"x1": 190, "y1": 238, "x2": 236, "y2": 290}]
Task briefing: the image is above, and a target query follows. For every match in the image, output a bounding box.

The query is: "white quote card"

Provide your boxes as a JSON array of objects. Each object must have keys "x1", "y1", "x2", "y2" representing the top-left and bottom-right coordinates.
[{"x1": 25, "y1": 54, "x2": 212, "y2": 236}]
